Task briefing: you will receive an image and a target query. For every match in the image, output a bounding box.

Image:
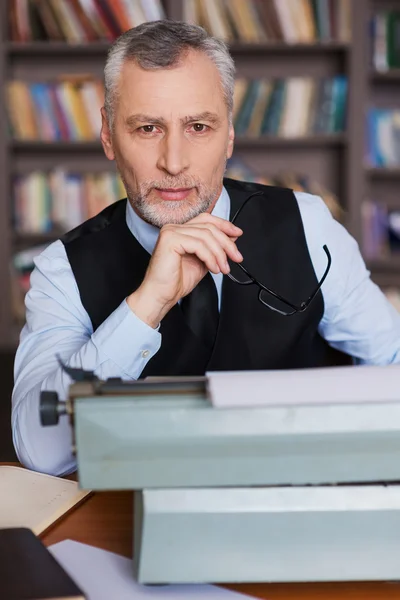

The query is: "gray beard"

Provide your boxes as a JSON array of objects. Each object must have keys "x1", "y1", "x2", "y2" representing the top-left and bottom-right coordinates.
[
  {"x1": 132, "y1": 191, "x2": 215, "y2": 227},
  {"x1": 122, "y1": 177, "x2": 220, "y2": 228}
]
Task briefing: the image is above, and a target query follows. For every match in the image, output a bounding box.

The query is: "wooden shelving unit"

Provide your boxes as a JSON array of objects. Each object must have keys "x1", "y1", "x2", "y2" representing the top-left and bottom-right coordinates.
[
  {"x1": 0, "y1": 0, "x2": 399, "y2": 349},
  {"x1": 370, "y1": 69, "x2": 400, "y2": 81},
  {"x1": 5, "y1": 40, "x2": 351, "y2": 56},
  {"x1": 366, "y1": 167, "x2": 400, "y2": 179},
  {"x1": 10, "y1": 134, "x2": 348, "y2": 153}
]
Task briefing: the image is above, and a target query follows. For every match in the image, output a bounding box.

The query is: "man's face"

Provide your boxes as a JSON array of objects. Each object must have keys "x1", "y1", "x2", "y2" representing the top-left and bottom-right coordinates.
[{"x1": 101, "y1": 50, "x2": 234, "y2": 227}]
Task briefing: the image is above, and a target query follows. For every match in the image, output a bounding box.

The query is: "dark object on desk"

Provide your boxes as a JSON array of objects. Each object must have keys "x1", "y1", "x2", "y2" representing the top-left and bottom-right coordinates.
[{"x1": 0, "y1": 527, "x2": 86, "y2": 599}]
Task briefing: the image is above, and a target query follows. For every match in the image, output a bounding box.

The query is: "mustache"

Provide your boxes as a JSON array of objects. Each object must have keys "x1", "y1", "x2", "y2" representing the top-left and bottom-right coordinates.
[{"x1": 140, "y1": 177, "x2": 201, "y2": 194}]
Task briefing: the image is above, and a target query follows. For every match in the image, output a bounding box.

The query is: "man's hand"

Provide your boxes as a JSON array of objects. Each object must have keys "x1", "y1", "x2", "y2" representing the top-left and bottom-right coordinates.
[{"x1": 127, "y1": 213, "x2": 243, "y2": 328}]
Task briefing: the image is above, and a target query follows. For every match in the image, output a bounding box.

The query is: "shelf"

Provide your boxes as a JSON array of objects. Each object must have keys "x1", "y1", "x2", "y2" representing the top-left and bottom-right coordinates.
[
  {"x1": 228, "y1": 41, "x2": 350, "y2": 54},
  {"x1": 5, "y1": 41, "x2": 350, "y2": 57},
  {"x1": 367, "y1": 257, "x2": 400, "y2": 272},
  {"x1": 366, "y1": 167, "x2": 400, "y2": 179},
  {"x1": 6, "y1": 41, "x2": 111, "y2": 56},
  {"x1": 10, "y1": 135, "x2": 347, "y2": 153},
  {"x1": 10, "y1": 140, "x2": 102, "y2": 152},
  {"x1": 370, "y1": 69, "x2": 400, "y2": 82},
  {"x1": 235, "y1": 134, "x2": 347, "y2": 148},
  {"x1": 13, "y1": 231, "x2": 63, "y2": 251}
]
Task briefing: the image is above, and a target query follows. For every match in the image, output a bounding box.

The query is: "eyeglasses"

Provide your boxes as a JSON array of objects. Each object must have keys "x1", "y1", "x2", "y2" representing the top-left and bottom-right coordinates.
[{"x1": 227, "y1": 190, "x2": 332, "y2": 316}]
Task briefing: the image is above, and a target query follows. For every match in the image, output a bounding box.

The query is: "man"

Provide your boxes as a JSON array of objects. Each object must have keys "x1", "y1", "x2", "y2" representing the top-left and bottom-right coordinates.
[{"x1": 12, "y1": 21, "x2": 400, "y2": 476}]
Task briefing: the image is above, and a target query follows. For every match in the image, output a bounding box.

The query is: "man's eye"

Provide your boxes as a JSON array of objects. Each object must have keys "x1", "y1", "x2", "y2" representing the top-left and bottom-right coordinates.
[
  {"x1": 191, "y1": 123, "x2": 208, "y2": 133},
  {"x1": 141, "y1": 125, "x2": 157, "y2": 133}
]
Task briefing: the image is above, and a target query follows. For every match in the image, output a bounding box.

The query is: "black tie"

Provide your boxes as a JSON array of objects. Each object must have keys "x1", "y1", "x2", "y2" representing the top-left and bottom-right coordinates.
[{"x1": 181, "y1": 272, "x2": 219, "y2": 350}]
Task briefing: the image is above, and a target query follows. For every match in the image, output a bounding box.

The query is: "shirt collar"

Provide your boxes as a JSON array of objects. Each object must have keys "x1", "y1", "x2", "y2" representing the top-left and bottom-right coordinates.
[{"x1": 125, "y1": 186, "x2": 231, "y2": 254}]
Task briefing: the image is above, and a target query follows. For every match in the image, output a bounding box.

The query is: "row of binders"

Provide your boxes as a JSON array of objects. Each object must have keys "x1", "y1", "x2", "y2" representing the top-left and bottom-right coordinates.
[
  {"x1": 367, "y1": 109, "x2": 400, "y2": 168},
  {"x1": 233, "y1": 77, "x2": 347, "y2": 137},
  {"x1": 184, "y1": 0, "x2": 351, "y2": 43},
  {"x1": 13, "y1": 170, "x2": 126, "y2": 234},
  {"x1": 9, "y1": 0, "x2": 164, "y2": 43},
  {"x1": 371, "y1": 11, "x2": 400, "y2": 71}
]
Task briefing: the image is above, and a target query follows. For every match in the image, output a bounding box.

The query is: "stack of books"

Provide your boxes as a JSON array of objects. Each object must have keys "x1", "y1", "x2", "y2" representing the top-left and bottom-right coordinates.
[
  {"x1": 7, "y1": 78, "x2": 104, "y2": 141},
  {"x1": 367, "y1": 109, "x2": 400, "y2": 167},
  {"x1": 371, "y1": 11, "x2": 400, "y2": 71},
  {"x1": 184, "y1": 0, "x2": 351, "y2": 43},
  {"x1": 233, "y1": 77, "x2": 347, "y2": 137},
  {"x1": 13, "y1": 170, "x2": 126, "y2": 234},
  {"x1": 9, "y1": 0, "x2": 165, "y2": 42}
]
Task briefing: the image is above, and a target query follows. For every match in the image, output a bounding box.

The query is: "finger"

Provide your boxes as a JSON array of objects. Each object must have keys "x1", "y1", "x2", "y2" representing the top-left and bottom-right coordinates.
[
  {"x1": 189, "y1": 213, "x2": 243, "y2": 238},
  {"x1": 173, "y1": 232, "x2": 224, "y2": 275},
  {"x1": 183, "y1": 223, "x2": 243, "y2": 265},
  {"x1": 178, "y1": 228, "x2": 231, "y2": 274}
]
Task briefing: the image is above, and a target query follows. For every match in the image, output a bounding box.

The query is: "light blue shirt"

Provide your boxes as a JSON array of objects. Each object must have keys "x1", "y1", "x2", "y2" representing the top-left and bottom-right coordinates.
[{"x1": 12, "y1": 187, "x2": 400, "y2": 476}]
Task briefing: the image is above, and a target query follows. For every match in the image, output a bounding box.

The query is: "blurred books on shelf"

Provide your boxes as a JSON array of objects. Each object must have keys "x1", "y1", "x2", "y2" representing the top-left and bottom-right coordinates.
[
  {"x1": 371, "y1": 11, "x2": 400, "y2": 71},
  {"x1": 7, "y1": 77, "x2": 104, "y2": 141},
  {"x1": 184, "y1": 0, "x2": 351, "y2": 43},
  {"x1": 233, "y1": 77, "x2": 347, "y2": 137},
  {"x1": 362, "y1": 200, "x2": 400, "y2": 260},
  {"x1": 6, "y1": 75, "x2": 347, "y2": 142},
  {"x1": 362, "y1": 200, "x2": 389, "y2": 260},
  {"x1": 226, "y1": 158, "x2": 344, "y2": 222},
  {"x1": 383, "y1": 288, "x2": 400, "y2": 313},
  {"x1": 367, "y1": 109, "x2": 400, "y2": 167},
  {"x1": 11, "y1": 243, "x2": 49, "y2": 323},
  {"x1": 9, "y1": 0, "x2": 165, "y2": 42},
  {"x1": 13, "y1": 170, "x2": 126, "y2": 233}
]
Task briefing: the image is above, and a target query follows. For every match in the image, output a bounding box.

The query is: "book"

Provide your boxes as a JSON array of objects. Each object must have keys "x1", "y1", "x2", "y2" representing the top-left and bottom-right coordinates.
[
  {"x1": 0, "y1": 465, "x2": 91, "y2": 535},
  {"x1": 367, "y1": 109, "x2": 400, "y2": 167},
  {"x1": 372, "y1": 11, "x2": 400, "y2": 70},
  {"x1": 0, "y1": 528, "x2": 86, "y2": 599}
]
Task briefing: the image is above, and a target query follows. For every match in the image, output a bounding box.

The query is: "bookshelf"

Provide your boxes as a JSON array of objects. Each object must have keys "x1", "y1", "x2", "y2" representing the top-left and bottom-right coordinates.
[{"x1": 0, "y1": 0, "x2": 399, "y2": 349}]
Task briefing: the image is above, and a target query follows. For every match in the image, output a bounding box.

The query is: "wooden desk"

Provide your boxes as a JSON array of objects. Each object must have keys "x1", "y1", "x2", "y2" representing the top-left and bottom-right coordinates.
[{"x1": 40, "y1": 489, "x2": 400, "y2": 600}]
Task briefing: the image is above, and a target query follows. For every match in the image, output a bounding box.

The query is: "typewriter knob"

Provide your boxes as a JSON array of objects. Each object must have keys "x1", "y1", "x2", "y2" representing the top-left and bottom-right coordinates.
[{"x1": 40, "y1": 391, "x2": 66, "y2": 426}]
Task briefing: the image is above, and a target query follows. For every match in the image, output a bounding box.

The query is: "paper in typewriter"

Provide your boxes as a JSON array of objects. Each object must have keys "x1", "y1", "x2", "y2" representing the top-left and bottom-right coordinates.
[
  {"x1": 0, "y1": 466, "x2": 90, "y2": 534},
  {"x1": 207, "y1": 363, "x2": 400, "y2": 408}
]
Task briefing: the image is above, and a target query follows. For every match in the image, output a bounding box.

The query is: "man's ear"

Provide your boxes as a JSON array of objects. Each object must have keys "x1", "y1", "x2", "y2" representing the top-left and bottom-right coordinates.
[
  {"x1": 227, "y1": 123, "x2": 234, "y2": 159},
  {"x1": 100, "y1": 107, "x2": 115, "y2": 161}
]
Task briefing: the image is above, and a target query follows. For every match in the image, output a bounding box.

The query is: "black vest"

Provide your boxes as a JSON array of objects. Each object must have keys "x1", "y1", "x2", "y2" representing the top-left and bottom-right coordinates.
[{"x1": 61, "y1": 178, "x2": 349, "y2": 376}]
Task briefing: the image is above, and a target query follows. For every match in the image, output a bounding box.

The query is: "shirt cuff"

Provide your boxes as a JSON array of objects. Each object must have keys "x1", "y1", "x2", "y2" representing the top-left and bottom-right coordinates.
[{"x1": 91, "y1": 299, "x2": 161, "y2": 378}]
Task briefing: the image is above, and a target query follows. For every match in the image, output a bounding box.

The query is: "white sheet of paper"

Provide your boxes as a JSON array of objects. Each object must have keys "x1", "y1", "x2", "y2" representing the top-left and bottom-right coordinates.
[
  {"x1": 49, "y1": 540, "x2": 252, "y2": 600},
  {"x1": 206, "y1": 364, "x2": 400, "y2": 408}
]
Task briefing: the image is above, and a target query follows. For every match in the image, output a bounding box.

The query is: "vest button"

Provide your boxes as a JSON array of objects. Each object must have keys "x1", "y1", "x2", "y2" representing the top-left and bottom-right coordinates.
[{"x1": 141, "y1": 350, "x2": 150, "y2": 358}]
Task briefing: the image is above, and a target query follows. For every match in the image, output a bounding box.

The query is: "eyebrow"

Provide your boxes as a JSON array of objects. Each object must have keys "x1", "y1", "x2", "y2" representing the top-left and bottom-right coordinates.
[{"x1": 125, "y1": 111, "x2": 221, "y2": 128}]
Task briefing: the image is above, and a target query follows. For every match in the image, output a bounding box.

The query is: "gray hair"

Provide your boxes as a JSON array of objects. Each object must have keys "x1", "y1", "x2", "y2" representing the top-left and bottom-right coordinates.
[{"x1": 104, "y1": 20, "x2": 236, "y2": 130}]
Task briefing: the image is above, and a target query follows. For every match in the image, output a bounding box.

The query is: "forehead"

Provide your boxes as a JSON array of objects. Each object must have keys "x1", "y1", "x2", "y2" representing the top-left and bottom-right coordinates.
[{"x1": 116, "y1": 50, "x2": 227, "y2": 117}]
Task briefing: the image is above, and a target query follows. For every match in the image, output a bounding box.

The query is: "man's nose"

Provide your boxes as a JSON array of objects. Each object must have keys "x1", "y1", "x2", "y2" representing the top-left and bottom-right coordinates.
[{"x1": 157, "y1": 130, "x2": 190, "y2": 176}]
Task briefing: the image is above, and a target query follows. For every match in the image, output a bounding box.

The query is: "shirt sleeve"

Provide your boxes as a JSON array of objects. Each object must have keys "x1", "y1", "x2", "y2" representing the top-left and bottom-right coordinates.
[
  {"x1": 12, "y1": 240, "x2": 161, "y2": 476},
  {"x1": 295, "y1": 191, "x2": 400, "y2": 365}
]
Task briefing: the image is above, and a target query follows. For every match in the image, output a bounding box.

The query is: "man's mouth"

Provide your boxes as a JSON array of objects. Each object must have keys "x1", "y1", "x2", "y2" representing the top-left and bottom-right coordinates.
[{"x1": 154, "y1": 188, "x2": 193, "y2": 201}]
